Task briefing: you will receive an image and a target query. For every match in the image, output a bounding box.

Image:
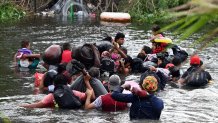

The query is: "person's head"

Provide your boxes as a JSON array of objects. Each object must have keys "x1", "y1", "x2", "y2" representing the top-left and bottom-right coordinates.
[
  {"x1": 140, "y1": 75, "x2": 158, "y2": 93},
  {"x1": 115, "y1": 32, "x2": 125, "y2": 45},
  {"x1": 165, "y1": 63, "x2": 174, "y2": 69},
  {"x1": 53, "y1": 74, "x2": 68, "y2": 86},
  {"x1": 172, "y1": 56, "x2": 182, "y2": 67},
  {"x1": 63, "y1": 42, "x2": 71, "y2": 50},
  {"x1": 124, "y1": 55, "x2": 133, "y2": 68},
  {"x1": 57, "y1": 62, "x2": 67, "y2": 74},
  {"x1": 152, "y1": 25, "x2": 161, "y2": 35},
  {"x1": 88, "y1": 67, "x2": 100, "y2": 78},
  {"x1": 142, "y1": 45, "x2": 152, "y2": 54},
  {"x1": 21, "y1": 40, "x2": 30, "y2": 49},
  {"x1": 190, "y1": 55, "x2": 201, "y2": 66},
  {"x1": 137, "y1": 52, "x2": 146, "y2": 61},
  {"x1": 108, "y1": 74, "x2": 121, "y2": 91}
]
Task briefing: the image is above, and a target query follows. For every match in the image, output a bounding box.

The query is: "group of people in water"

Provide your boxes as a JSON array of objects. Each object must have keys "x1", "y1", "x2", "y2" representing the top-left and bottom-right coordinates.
[{"x1": 15, "y1": 25, "x2": 213, "y2": 120}]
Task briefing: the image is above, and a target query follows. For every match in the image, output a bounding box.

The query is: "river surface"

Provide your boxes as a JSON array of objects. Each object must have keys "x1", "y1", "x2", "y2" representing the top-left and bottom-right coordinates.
[{"x1": 0, "y1": 16, "x2": 217, "y2": 123}]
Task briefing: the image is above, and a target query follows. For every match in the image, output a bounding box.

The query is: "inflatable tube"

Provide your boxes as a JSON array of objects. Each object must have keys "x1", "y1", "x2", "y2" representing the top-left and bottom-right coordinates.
[
  {"x1": 100, "y1": 12, "x2": 131, "y2": 22},
  {"x1": 154, "y1": 37, "x2": 172, "y2": 44},
  {"x1": 100, "y1": 21, "x2": 131, "y2": 26},
  {"x1": 42, "y1": 45, "x2": 62, "y2": 65},
  {"x1": 70, "y1": 75, "x2": 108, "y2": 97}
]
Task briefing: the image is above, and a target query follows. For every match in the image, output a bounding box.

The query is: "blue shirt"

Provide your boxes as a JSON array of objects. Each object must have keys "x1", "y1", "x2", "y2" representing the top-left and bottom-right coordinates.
[{"x1": 111, "y1": 87, "x2": 164, "y2": 120}]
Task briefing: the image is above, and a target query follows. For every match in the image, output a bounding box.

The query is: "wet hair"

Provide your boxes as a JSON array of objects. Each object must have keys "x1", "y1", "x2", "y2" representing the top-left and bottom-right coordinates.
[
  {"x1": 152, "y1": 25, "x2": 161, "y2": 32},
  {"x1": 57, "y1": 62, "x2": 67, "y2": 74},
  {"x1": 21, "y1": 40, "x2": 30, "y2": 48},
  {"x1": 103, "y1": 36, "x2": 113, "y2": 42},
  {"x1": 53, "y1": 74, "x2": 68, "y2": 86},
  {"x1": 124, "y1": 55, "x2": 133, "y2": 66},
  {"x1": 142, "y1": 45, "x2": 152, "y2": 54},
  {"x1": 169, "y1": 67, "x2": 180, "y2": 78},
  {"x1": 172, "y1": 56, "x2": 182, "y2": 66},
  {"x1": 115, "y1": 32, "x2": 125, "y2": 42},
  {"x1": 63, "y1": 42, "x2": 71, "y2": 50},
  {"x1": 88, "y1": 67, "x2": 100, "y2": 78},
  {"x1": 151, "y1": 25, "x2": 164, "y2": 36},
  {"x1": 137, "y1": 53, "x2": 146, "y2": 61}
]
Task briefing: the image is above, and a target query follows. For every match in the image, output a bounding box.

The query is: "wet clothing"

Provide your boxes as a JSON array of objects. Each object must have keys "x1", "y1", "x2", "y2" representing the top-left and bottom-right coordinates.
[
  {"x1": 17, "y1": 48, "x2": 32, "y2": 57},
  {"x1": 70, "y1": 76, "x2": 108, "y2": 98},
  {"x1": 181, "y1": 66, "x2": 212, "y2": 87},
  {"x1": 93, "y1": 93, "x2": 127, "y2": 111},
  {"x1": 61, "y1": 50, "x2": 72, "y2": 63},
  {"x1": 16, "y1": 48, "x2": 39, "y2": 69},
  {"x1": 41, "y1": 90, "x2": 86, "y2": 108},
  {"x1": 111, "y1": 87, "x2": 164, "y2": 120}
]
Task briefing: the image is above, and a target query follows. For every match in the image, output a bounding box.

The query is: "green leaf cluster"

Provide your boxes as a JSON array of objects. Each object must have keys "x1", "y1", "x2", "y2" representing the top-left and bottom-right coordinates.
[
  {"x1": 162, "y1": 0, "x2": 218, "y2": 50},
  {"x1": 0, "y1": 2, "x2": 26, "y2": 22}
]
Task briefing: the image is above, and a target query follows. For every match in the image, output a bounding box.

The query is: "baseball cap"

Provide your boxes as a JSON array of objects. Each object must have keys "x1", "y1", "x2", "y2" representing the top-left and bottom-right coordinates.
[
  {"x1": 190, "y1": 55, "x2": 200, "y2": 65},
  {"x1": 109, "y1": 74, "x2": 121, "y2": 91}
]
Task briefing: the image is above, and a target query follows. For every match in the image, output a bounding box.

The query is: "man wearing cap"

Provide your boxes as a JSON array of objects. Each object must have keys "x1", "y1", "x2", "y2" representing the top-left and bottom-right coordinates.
[
  {"x1": 177, "y1": 55, "x2": 212, "y2": 87},
  {"x1": 111, "y1": 74, "x2": 164, "y2": 120},
  {"x1": 85, "y1": 74, "x2": 128, "y2": 111}
]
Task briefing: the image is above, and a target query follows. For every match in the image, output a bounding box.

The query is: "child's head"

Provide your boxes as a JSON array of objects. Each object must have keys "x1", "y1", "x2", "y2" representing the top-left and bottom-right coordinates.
[
  {"x1": 63, "y1": 42, "x2": 71, "y2": 50},
  {"x1": 152, "y1": 25, "x2": 161, "y2": 35},
  {"x1": 142, "y1": 45, "x2": 152, "y2": 54},
  {"x1": 21, "y1": 40, "x2": 30, "y2": 49},
  {"x1": 54, "y1": 74, "x2": 68, "y2": 86},
  {"x1": 115, "y1": 32, "x2": 125, "y2": 45}
]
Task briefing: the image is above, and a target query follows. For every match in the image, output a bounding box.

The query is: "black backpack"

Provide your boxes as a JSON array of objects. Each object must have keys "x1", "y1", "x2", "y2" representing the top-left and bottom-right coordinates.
[
  {"x1": 100, "y1": 57, "x2": 115, "y2": 72},
  {"x1": 53, "y1": 85, "x2": 82, "y2": 109},
  {"x1": 171, "y1": 45, "x2": 188, "y2": 62},
  {"x1": 186, "y1": 68, "x2": 209, "y2": 87}
]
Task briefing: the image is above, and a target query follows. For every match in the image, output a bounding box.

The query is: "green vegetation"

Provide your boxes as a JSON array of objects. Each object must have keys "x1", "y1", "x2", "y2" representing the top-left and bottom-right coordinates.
[
  {"x1": 162, "y1": 0, "x2": 218, "y2": 50},
  {"x1": 0, "y1": 3, "x2": 26, "y2": 22},
  {"x1": 118, "y1": 0, "x2": 189, "y2": 23}
]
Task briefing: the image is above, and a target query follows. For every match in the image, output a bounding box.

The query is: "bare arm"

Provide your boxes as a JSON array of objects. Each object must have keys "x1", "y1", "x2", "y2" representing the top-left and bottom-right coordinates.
[
  {"x1": 22, "y1": 54, "x2": 41, "y2": 59},
  {"x1": 84, "y1": 89, "x2": 95, "y2": 110},
  {"x1": 84, "y1": 74, "x2": 95, "y2": 99},
  {"x1": 113, "y1": 42, "x2": 127, "y2": 58},
  {"x1": 19, "y1": 101, "x2": 46, "y2": 108}
]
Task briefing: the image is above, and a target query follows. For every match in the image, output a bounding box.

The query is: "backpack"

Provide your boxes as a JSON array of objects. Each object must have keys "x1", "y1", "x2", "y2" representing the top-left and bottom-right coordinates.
[
  {"x1": 53, "y1": 85, "x2": 82, "y2": 109},
  {"x1": 171, "y1": 45, "x2": 188, "y2": 62},
  {"x1": 186, "y1": 68, "x2": 208, "y2": 87},
  {"x1": 73, "y1": 43, "x2": 100, "y2": 69},
  {"x1": 100, "y1": 57, "x2": 115, "y2": 72}
]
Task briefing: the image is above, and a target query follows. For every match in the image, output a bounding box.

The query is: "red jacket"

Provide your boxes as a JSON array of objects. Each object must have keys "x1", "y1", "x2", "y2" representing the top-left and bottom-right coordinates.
[
  {"x1": 61, "y1": 50, "x2": 72, "y2": 63},
  {"x1": 101, "y1": 93, "x2": 127, "y2": 111}
]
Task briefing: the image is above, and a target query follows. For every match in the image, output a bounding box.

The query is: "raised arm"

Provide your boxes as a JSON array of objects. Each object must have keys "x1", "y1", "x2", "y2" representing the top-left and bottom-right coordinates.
[{"x1": 84, "y1": 74, "x2": 95, "y2": 99}]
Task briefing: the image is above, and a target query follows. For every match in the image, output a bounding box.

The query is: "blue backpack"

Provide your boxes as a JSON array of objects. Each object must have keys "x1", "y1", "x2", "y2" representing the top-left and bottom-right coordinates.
[{"x1": 54, "y1": 85, "x2": 82, "y2": 109}]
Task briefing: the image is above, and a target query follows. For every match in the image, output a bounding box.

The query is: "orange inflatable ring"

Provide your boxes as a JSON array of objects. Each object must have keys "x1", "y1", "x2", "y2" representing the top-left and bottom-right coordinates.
[{"x1": 100, "y1": 12, "x2": 131, "y2": 22}]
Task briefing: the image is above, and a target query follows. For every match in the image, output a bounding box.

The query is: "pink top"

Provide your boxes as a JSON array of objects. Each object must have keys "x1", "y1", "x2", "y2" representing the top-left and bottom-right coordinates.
[
  {"x1": 123, "y1": 81, "x2": 141, "y2": 94},
  {"x1": 41, "y1": 90, "x2": 86, "y2": 107},
  {"x1": 61, "y1": 50, "x2": 72, "y2": 63}
]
